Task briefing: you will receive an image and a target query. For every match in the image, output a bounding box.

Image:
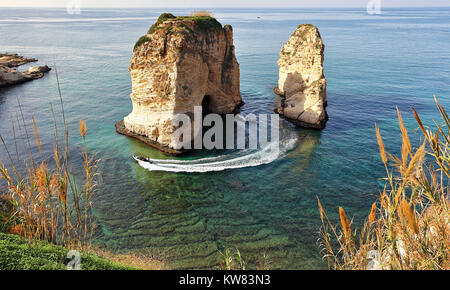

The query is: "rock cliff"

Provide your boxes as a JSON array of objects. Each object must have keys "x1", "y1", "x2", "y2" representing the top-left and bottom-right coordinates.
[
  {"x1": 0, "y1": 53, "x2": 51, "y2": 88},
  {"x1": 275, "y1": 24, "x2": 328, "y2": 129},
  {"x1": 117, "y1": 13, "x2": 242, "y2": 153}
]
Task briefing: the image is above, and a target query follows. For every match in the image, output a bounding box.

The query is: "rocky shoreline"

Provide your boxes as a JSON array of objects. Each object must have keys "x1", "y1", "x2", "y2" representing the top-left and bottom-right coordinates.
[
  {"x1": 0, "y1": 53, "x2": 51, "y2": 88},
  {"x1": 115, "y1": 120, "x2": 188, "y2": 155}
]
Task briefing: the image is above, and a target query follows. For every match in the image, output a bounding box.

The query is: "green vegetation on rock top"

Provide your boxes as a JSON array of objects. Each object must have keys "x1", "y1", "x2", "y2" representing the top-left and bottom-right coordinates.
[
  {"x1": 134, "y1": 35, "x2": 150, "y2": 50},
  {"x1": 135, "y1": 13, "x2": 224, "y2": 50},
  {"x1": 172, "y1": 16, "x2": 222, "y2": 31},
  {"x1": 147, "y1": 13, "x2": 222, "y2": 35}
]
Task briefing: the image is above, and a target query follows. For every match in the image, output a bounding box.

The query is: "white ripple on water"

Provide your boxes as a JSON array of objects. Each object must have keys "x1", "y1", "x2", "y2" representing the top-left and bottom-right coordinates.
[{"x1": 135, "y1": 131, "x2": 298, "y2": 173}]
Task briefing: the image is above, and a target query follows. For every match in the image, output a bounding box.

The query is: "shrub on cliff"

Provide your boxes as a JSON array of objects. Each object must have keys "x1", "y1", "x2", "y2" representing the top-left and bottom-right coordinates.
[
  {"x1": 147, "y1": 13, "x2": 222, "y2": 35},
  {"x1": 134, "y1": 35, "x2": 150, "y2": 50},
  {"x1": 0, "y1": 77, "x2": 99, "y2": 250},
  {"x1": 318, "y1": 97, "x2": 449, "y2": 270},
  {"x1": 148, "y1": 13, "x2": 176, "y2": 34}
]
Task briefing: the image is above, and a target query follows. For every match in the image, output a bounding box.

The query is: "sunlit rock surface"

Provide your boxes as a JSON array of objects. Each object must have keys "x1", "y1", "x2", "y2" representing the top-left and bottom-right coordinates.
[
  {"x1": 275, "y1": 24, "x2": 328, "y2": 129},
  {"x1": 0, "y1": 53, "x2": 51, "y2": 88},
  {"x1": 118, "y1": 14, "x2": 242, "y2": 152}
]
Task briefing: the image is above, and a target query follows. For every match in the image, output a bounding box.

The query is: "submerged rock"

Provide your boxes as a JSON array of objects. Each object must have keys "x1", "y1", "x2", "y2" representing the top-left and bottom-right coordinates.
[
  {"x1": 0, "y1": 53, "x2": 51, "y2": 88},
  {"x1": 275, "y1": 24, "x2": 328, "y2": 129},
  {"x1": 118, "y1": 13, "x2": 242, "y2": 153}
]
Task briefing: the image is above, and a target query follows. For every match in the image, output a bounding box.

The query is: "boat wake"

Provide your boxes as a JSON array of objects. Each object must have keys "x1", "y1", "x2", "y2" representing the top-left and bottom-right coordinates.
[{"x1": 134, "y1": 134, "x2": 298, "y2": 173}]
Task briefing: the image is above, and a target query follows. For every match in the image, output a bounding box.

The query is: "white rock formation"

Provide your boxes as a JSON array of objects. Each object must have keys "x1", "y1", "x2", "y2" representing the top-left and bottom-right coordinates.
[
  {"x1": 275, "y1": 24, "x2": 328, "y2": 129},
  {"x1": 118, "y1": 14, "x2": 242, "y2": 152}
]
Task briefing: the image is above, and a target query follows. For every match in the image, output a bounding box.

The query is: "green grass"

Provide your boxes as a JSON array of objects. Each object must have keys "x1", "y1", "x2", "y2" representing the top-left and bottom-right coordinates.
[
  {"x1": 134, "y1": 35, "x2": 150, "y2": 50},
  {"x1": 136, "y1": 13, "x2": 223, "y2": 50},
  {"x1": 147, "y1": 13, "x2": 222, "y2": 35},
  {"x1": 147, "y1": 13, "x2": 176, "y2": 34},
  {"x1": 171, "y1": 16, "x2": 222, "y2": 31},
  {"x1": 0, "y1": 233, "x2": 135, "y2": 270}
]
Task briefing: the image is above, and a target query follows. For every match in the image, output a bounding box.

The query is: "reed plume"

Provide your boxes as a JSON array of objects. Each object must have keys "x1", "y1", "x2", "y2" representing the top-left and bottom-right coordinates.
[
  {"x1": 318, "y1": 99, "x2": 450, "y2": 270},
  {"x1": 79, "y1": 119, "x2": 87, "y2": 138},
  {"x1": 190, "y1": 10, "x2": 213, "y2": 17},
  {"x1": 0, "y1": 77, "x2": 99, "y2": 250},
  {"x1": 400, "y1": 199, "x2": 419, "y2": 235},
  {"x1": 375, "y1": 124, "x2": 387, "y2": 165},
  {"x1": 31, "y1": 116, "x2": 42, "y2": 155},
  {"x1": 368, "y1": 202, "x2": 377, "y2": 224},
  {"x1": 339, "y1": 207, "x2": 351, "y2": 240}
]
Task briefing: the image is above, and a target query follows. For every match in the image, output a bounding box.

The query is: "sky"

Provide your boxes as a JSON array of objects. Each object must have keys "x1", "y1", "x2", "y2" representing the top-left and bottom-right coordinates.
[{"x1": 1, "y1": 0, "x2": 449, "y2": 8}]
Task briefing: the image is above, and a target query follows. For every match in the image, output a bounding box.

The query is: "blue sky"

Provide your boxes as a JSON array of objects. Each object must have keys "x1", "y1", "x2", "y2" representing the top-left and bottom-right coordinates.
[{"x1": 1, "y1": 0, "x2": 450, "y2": 8}]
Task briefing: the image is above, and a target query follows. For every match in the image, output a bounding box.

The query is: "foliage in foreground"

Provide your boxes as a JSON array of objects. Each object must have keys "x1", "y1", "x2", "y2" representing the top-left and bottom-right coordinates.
[
  {"x1": 219, "y1": 247, "x2": 271, "y2": 270},
  {"x1": 0, "y1": 83, "x2": 98, "y2": 250},
  {"x1": 318, "y1": 98, "x2": 449, "y2": 270},
  {"x1": 0, "y1": 232, "x2": 133, "y2": 270},
  {"x1": 189, "y1": 10, "x2": 214, "y2": 17},
  {"x1": 0, "y1": 77, "x2": 167, "y2": 270}
]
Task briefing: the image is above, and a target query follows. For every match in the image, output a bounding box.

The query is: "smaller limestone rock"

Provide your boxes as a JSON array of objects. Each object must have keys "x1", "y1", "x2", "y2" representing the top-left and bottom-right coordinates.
[
  {"x1": 275, "y1": 24, "x2": 328, "y2": 129},
  {"x1": 0, "y1": 53, "x2": 51, "y2": 88}
]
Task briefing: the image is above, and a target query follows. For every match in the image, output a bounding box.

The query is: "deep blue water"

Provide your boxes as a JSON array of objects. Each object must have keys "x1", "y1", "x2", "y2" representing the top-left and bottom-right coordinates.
[{"x1": 0, "y1": 7, "x2": 449, "y2": 269}]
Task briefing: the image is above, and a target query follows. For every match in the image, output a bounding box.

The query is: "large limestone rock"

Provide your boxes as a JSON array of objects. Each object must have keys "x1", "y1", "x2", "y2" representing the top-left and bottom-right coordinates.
[
  {"x1": 118, "y1": 14, "x2": 242, "y2": 153},
  {"x1": 0, "y1": 53, "x2": 51, "y2": 88},
  {"x1": 275, "y1": 24, "x2": 327, "y2": 129}
]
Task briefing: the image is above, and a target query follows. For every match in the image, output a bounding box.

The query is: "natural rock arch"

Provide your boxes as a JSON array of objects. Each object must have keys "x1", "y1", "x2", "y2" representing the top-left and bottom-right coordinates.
[{"x1": 116, "y1": 14, "x2": 243, "y2": 153}]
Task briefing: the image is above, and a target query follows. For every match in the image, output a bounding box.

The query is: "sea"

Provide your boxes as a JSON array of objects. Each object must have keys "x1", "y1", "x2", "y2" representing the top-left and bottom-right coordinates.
[{"x1": 1, "y1": 7, "x2": 449, "y2": 269}]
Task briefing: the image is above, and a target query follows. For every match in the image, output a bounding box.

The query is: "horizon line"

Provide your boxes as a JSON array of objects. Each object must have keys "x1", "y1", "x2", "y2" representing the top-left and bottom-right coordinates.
[{"x1": 1, "y1": 5, "x2": 450, "y2": 9}]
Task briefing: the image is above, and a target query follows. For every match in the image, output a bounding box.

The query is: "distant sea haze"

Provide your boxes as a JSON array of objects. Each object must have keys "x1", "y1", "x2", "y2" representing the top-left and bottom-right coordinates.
[{"x1": 1, "y1": 7, "x2": 449, "y2": 269}]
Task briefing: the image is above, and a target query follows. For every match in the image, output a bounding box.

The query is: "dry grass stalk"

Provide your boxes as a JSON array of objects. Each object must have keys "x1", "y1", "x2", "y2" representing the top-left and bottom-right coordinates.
[
  {"x1": 79, "y1": 119, "x2": 87, "y2": 138},
  {"x1": 190, "y1": 10, "x2": 213, "y2": 17},
  {"x1": 339, "y1": 207, "x2": 351, "y2": 240},
  {"x1": 31, "y1": 116, "x2": 42, "y2": 155},
  {"x1": 318, "y1": 99, "x2": 450, "y2": 270},
  {"x1": 368, "y1": 203, "x2": 377, "y2": 224},
  {"x1": 0, "y1": 75, "x2": 99, "y2": 250},
  {"x1": 375, "y1": 124, "x2": 387, "y2": 165},
  {"x1": 400, "y1": 199, "x2": 419, "y2": 235},
  {"x1": 88, "y1": 245, "x2": 168, "y2": 270}
]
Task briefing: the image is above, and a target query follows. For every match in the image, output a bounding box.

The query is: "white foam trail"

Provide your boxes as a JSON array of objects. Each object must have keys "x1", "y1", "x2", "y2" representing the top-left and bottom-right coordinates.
[{"x1": 135, "y1": 135, "x2": 297, "y2": 173}]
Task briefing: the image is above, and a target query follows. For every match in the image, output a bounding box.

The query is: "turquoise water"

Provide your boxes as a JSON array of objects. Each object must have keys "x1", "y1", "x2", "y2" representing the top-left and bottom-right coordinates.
[{"x1": 1, "y1": 7, "x2": 450, "y2": 269}]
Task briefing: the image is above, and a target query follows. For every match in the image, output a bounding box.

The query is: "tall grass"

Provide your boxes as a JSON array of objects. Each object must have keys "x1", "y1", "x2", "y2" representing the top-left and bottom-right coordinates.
[
  {"x1": 190, "y1": 10, "x2": 214, "y2": 17},
  {"x1": 218, "y1": 247, "x2": 271, "y2": 270},
  {"x1": 318, "y1": 97, "x2": 449, "y2": 270},
  {"x1": 0, "y1": 71, "x2": 99, "y2": 250}
]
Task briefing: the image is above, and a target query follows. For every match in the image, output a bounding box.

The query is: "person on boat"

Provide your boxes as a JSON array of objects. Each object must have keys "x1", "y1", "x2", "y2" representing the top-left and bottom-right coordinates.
[{"x1": 134, "y1": 155, "x2": 153, "y2": 164}]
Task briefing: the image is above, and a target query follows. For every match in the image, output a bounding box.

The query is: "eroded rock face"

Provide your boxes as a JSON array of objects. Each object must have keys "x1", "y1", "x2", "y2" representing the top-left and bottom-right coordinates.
[
  {"x1": 275, "y1": 24, "x2": 327, "y2": 129},
  {"x1": 120, "y1": 14, "x2": 242, "y2": 151},
  {"x1": 0, "y1": 53, "x2": 51, "y2": 88}
]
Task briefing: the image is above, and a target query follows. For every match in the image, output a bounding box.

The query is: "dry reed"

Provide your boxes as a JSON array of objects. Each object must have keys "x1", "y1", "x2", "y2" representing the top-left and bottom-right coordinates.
[
  {"x1": 318, "y1": 99, "x2": 450, "y2": 270},
  {"x1": 0, "y1": 72, "x2": 99, "y2": 250},
  {"x1": 190, "y1": 10, "x2": 214, "y2": 17}
]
